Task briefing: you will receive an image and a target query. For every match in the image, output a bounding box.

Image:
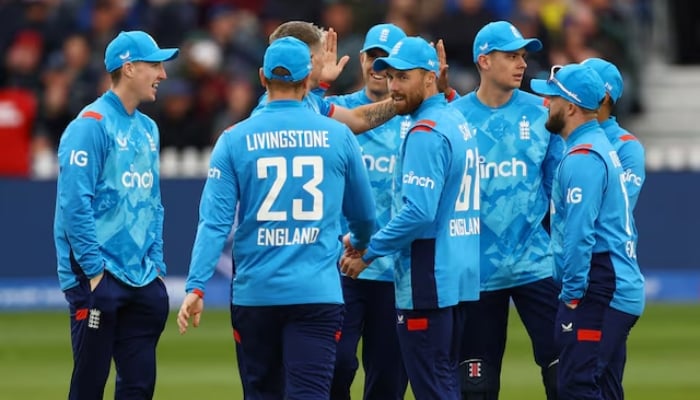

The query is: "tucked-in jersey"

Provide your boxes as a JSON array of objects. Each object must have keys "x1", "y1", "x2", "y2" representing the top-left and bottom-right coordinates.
[
  {"x1": 551, "y1": 120, "x2": 645, "y2": 316},
  {"x1": 360, "y1": 94, "x2": 481, "y2": 309},
  {"x1": 252, "y1": 89, "x2": 335, "y2": 117},
  {"x1": 601, "y1": 117, "x2": 645, "y2": 211},
  {"x1": 327, "y1": 88, "x2": 411, "y2": 281},
  {"x1": 451, "y1": 90, "x2": 563, "y2": 291},
  {"x1": 54, "y1": 90, "x2": 165, "y2": 291},
  {"x1": 185, "y1": 99, "x2": 376, "y2": 306}
]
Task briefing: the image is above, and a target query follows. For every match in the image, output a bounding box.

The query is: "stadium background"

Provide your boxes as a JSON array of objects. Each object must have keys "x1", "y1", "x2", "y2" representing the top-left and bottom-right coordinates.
[{"x1": 1, "y1": 0, "x2": 699, "y2": 398}]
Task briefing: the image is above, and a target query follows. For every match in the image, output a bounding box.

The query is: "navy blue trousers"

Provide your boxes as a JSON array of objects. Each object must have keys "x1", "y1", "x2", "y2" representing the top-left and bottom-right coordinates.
[
  {"x1": 330, "y1": 276, "x2": 408, "y2": 400},
  {"x1": 231, "y1": 303, "x2": 344, "y2": 400},
  {"x1": 459, "y1": 278, "x2": 560, "y2": 399},
  {"x1": 555, "y1": 299, "x2": 638, "y2": 400},
  {"x1": 64, "y1": 271, "x2": 169, "y2": 400},
  {"x1": 397, "y1": 306, "x2": 462, "y2": 400}
]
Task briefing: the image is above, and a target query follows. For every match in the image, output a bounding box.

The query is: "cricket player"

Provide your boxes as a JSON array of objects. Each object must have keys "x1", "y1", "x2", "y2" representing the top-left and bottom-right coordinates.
[
  {"x1": 177, "y1": 37, "x2": 377, "y2": 399},
  {"x1": 531, "y1": 63, "x2": 645, "y2": 400}
]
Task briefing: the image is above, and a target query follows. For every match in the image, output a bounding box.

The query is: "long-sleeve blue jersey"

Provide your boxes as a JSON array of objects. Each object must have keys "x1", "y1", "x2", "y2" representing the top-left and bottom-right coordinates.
[
  {"x1": 601, "y1": 117, "x2": 645, "y2": 211},
  {"x1": 327, "y1": 88, "x2": 411, "y2": 282},
  {"x1": 54, "y1": 90, "x2": 165, "y2": 291},
  {"x1": 451, "y1": 90, "x2": 563, "y2": 291},
  {"x1": 551, "y1": 120, "x2": 645, "y2": 316},
  {"x1": 360, "y1": 94, "x2": 481, "y2": 309},
  {"x1": 185, "y1": 99, "x2": 376, "y2": 306}
]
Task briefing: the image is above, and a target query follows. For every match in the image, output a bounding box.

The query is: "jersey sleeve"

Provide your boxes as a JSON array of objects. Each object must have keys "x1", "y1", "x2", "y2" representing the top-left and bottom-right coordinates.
[
  {"x1": 362, "y1": 123, "x2": 449, "y2": 262},
  {"x1": 343, "y1": 129, "x2": 377, "y2": 250},
  {"x1": 618, "y1": 138, "x2": 645, "y2": 211},
  {"x1": 56, "y1": 116, "x2": 108, "y2": 278},
  {"x1": 557, "y1": 150, "x2": 607, "y2": 303},
  {"x1": 185, "y1": 132, "x2": 239, "y2": 294},
  {"x1": 308, "y1": 91, "x2": 334, "y2": 116},
  {"x1": 147, "y1": 120, "x2": 166, "y2": 275}
]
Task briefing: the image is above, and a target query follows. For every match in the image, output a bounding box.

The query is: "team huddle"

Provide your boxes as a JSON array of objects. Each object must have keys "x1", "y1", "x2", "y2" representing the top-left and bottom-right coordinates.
[{"x1": 53, "y1": 17, "x2": 646, "y2": 400}]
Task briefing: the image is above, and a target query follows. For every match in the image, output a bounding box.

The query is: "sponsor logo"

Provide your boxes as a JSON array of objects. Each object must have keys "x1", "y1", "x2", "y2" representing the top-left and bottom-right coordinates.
[
  {"x1": 403, "y1": 171, "x2": 435, "y2": 189},
  {"x1": 566, "y1": 187, "x2": 582, "y2": 204},
  {"x1": 467, "y1": 360, "x2": 482, "y2": 378},
  {"x1": 363, "y1": 154, "x2": 396, "y2": 173},
  {"x1": 623, "y1": 169, "x2": 642, "y2": 186},
  {"x1": 379, "y1": 28, "x2": 390, "y2": 42},
  {"x1": 459, "y1": 122, "x2": 474, "y2": 141},
  {"x1": 116, "y1": 136, "x2": 128, "y2": 149},
  {"x1": 511, "y1": 25, "x2": 523, "y2": 39},
  {"x1": 479, "y1": 156, "x2": 527, "y2": 178},
  {"x1": 119, "y1": 51, "x2": 130, "y2": 60},
  {"x1": 561, "y1": 322, "x2": 573, "y2": 332},
  {"x1": 397, "y1": 314, "x2": 404, "y2": 324},
  {"x1": 121, "y1": 168, "x2": 154, "y2": 188},
  {"x1": 69, "y1": 150, "x2": 88, "y2": 167},
  {"x1": 208, "y1": 167, "x2": 221, "y2": 179},
  {"x1": 400, "y1": 118, "x2": 411, "y2": 139},
  {"x1": 145, "y1": 131, "x2": 157, "y2": 152},
  {"x1": 479, "y1": 42, "x2": 489, "y2": 51}
]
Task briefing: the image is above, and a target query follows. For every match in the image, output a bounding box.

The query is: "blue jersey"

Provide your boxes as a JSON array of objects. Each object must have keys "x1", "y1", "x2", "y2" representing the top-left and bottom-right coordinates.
[
  {"x1": 252, "y1": 90, "x2": 335, "y2": 117},
  {"x1": 185, "y1": 99, "x2": 376, "y2": 306},
  {"x1": 360, "y1": 94, "x2": 481, "y2": 309},
  {"x1": 327, "y1": 88, "x2": 411, "y2": 281},
  {"x1": 551, "y1": 120, "x2": 644, "y2": 316},
  {"x1": 54, "y1": 90, "x2": 165, "y2": 291},
  {"x1": 451, "y1": 90, "x2": 563, "y2": 291},
  {"x1": 601, "y1": 117, "x2": 645, "y2": 211}
]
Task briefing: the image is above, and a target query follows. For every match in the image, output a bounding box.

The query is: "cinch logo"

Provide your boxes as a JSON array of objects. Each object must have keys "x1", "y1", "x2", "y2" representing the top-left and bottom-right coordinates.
[
  {"x1": 623, "y1": 169, "x2": 642, "y2": 186},
  {"x1": 479, "y1": 157, "x2": 527, "y2": 178},
  {"x1": 69, "y1": 150, "x2": 88, "y2": 167},
  {"x1": 208, "y1": 167, "x2": 221, "y2": 179},
  {"x1": 566, "y1": 187, "x2": 582, "y2": 204},
  {"x1": 363, "y1": 154, "x2": 396, "y2": 173},
  {"x1": 403, "y1": 171, "x2": 435, "y2": 189},
  {"x1": 121, "y1": 169, "x2": 154, "y2": 188}
]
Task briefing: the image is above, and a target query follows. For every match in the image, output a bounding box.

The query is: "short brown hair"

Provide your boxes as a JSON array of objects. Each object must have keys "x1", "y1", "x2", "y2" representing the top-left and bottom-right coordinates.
[
  {"x1": 265, "y1": 67, "x2": 306, "y2": 91},
  {"x1": 269, "y1": 21, "x2": 322, "y2": 48},
  {"x1": 110, "y1": 68, "x2": 122, "y2": 85}
]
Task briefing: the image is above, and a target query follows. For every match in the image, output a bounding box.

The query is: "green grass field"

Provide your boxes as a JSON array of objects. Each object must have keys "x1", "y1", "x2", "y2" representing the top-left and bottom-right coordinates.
[{"x1": 1, "y1": 304, "x2": 698, "y2": 399}]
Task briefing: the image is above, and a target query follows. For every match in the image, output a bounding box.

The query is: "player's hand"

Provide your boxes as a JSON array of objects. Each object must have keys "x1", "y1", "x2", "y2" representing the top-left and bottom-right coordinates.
[
  {"x1": 340, "y1": 253, "x2": 369, "y2": 279},
  {"x1": 177, "y1": 293, "x2": 204, "y2": 335},
  {"x1": 434, "y1": 39, "x2": 453, "y2": 95},
  {"x1": 342, "y1": 234, "x2": 362, "y2": 257},
  {"x1": 89, "y1": 271, "x2": 104, "y2": 292},
  {"x1": 320, "y1": 27, "x2": 350, "y2": 84}
]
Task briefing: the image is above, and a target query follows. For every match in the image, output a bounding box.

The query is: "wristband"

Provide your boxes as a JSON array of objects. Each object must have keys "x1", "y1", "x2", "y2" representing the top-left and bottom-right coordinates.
[{"x1": 191, "y1": 288, "x2": 204, "y2": 299}]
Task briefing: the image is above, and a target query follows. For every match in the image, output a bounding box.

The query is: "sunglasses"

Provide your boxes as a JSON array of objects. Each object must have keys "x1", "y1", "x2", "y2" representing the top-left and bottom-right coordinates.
[{"x1": 548, "y1": 65, "x2": 581, "y2": 104}]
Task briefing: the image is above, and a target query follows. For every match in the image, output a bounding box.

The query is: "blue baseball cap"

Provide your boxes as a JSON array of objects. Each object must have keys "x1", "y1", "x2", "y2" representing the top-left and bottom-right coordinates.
[
  {"x1": 263, "y1": 37, "x2": 312, "y2": 82},
  {"x1": 472, "y1": 21, "x2": 542, "y2": 63},
  {"x1": 104, "y1": 31, "x2": 179, "y2": 73},
  {"x1": 360, "y1": 23, "x2": 407, "y2": 54},
  {"x1": 581, "y1": 57, "x2": 624, "y2": 103},
  {"x1": 530, "y1": 64, "x2": 606, "y2": 110},
  {"x1": 373, "y1": 36, "x2": 439, "y2": 74}
]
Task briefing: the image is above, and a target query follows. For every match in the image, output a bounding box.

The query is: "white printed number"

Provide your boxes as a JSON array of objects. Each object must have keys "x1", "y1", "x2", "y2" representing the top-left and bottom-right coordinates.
[
  {"x1": 69, "y1": 150, "x2": 88, "y2": 167},
  {"x1": 455, "y1": 148, "x2": 480, "y2": 211},
  {"x1": 256, "y1": 156, "x2": 324, "y2": 221},
  {"x1": 566, "y1": 187, "x2": 582, "y2": 204}
]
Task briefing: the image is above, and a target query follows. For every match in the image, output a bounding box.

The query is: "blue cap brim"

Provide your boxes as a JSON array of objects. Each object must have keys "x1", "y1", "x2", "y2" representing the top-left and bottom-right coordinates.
[
  {"x1": 140, "y1": 48, "x2": 179, "y2": 63},
  {"x1": 373, "y1": 57, "x2": 419, "y2": 72},
  {"x1": 497, "y1": 38, "x2": 543, "y2": 53},
  {"x1": 530, "y1": 79, "x2": 559, "y2": 97},
  {"x1": 361, "y1": 44, "x2": 392, "y2": 54}
]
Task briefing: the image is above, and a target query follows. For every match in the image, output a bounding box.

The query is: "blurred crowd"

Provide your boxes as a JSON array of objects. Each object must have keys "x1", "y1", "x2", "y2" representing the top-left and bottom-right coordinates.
[{"x1": 0, "y1": 0, "x2": 651, "y2": 176}]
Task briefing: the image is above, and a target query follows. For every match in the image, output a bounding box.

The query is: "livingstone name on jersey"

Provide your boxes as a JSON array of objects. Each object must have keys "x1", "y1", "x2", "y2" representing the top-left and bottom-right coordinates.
[
  {"x1": 449, "y1": 217, "x2": 480, "y2": 237},
  {"x1": 246, "y1": 130, "x2": 330, "y2": 151},
  {"x1": 257, "y1": 227, "x2": 320, "y2": 246}
]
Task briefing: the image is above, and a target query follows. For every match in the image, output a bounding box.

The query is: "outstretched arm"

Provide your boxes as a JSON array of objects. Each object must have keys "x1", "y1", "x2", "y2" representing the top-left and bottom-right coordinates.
[{"x1": 331, "y1": 98, "x2": 397, "y2": 134}]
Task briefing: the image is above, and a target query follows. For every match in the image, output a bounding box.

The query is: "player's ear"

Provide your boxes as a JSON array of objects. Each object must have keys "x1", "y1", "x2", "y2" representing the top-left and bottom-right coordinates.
[{"x1": 258, "y1": 68, "x2": 267, "y2": 89}]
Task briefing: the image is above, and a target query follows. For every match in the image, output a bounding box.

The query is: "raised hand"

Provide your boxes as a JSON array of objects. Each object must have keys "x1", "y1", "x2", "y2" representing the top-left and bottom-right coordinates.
[
  {"x1": 320, "y1": 27, "x2": 350, "y2": 84},
  {"x1": 435, "y1": 39, "x2": 454, "y2": 96}
]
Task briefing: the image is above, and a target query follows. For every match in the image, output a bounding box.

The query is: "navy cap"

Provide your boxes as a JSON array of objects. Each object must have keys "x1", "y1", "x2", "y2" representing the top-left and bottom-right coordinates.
[
  {"x1": 373, "y1": 36, "x2": 439, "y2": 74},
  {"x1": 473, "y1": 21, "x2": 542, "y2": 63},
  {"x1": 530, "y1": 64, "x2": 606, "y2": 110},
  {"x1": 263, "y1": 37, "x2": 312, "y2": 82},
  {"x1": 104, "y1": 31, "x2": 178, "y2": 73}
]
